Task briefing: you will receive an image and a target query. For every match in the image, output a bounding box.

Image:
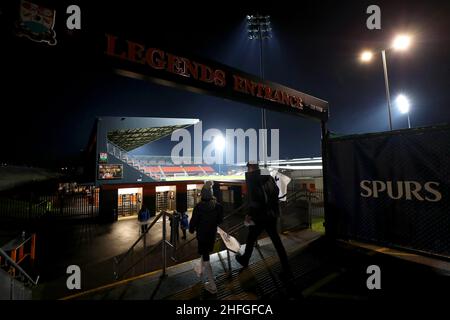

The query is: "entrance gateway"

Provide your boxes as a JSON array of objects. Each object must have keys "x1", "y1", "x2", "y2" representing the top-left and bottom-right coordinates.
[{"x1": 90, "y1": 33, "x2": 330, "y2": 222}]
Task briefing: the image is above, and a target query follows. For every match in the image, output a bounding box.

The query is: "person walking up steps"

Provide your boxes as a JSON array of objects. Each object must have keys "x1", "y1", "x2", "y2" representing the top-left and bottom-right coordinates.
[
  {"x1": 236, "y1": 162, "x2": 293, "y2": 281},
  {"x1": 189, "y1": 181, "x2": 223, "y2": 294}
]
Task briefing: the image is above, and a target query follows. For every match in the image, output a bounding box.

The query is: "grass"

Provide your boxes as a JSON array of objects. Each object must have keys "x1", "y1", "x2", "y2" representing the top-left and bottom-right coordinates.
[
  {"x1": 311, "y1": 216, "x2": 325, "y2": 233},
  {"x1": 165, "y1": 175, "x2": 245, "y2": 181}
]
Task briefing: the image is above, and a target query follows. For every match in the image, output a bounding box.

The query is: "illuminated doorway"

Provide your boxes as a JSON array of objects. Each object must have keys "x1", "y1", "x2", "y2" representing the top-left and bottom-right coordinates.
[
  {"x1": 156, "y1": 185, "x2": 176, "y2": 212},
  {"x1": 117, "y1": 187, "x2": 143, "y2": 217},
  {"x1": 187, "y1": 183, "x2": 203, "y2": 210}
]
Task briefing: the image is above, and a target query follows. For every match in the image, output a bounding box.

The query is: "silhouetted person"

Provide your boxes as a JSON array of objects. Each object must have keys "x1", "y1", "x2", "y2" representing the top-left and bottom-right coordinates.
[
  {"x1": 170, "y1": 211, "x2": 181, "y2": 243},
  {"x1": 138, "y1": 206, "x2": 150, "y2": 234},
  {"x1": 180, "y1": 211, "x2": 189, "y2": 240},
  {"x1": 189, "y1": 181, "x2": 223, "y2": 294},
  {"x1": 236, "y1": 162, "x2": 292, "y2": 280}
]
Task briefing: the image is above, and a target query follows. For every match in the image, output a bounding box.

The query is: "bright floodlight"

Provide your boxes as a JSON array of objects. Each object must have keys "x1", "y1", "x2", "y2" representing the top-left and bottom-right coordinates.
[
  {"x1": 396, "y1": 94, "x2": 410, "y2": 114},
  {"x1": 214, "y1": 135, "x2": 225, "y2": 151},
  {"x1": 360, "y1": 50, "x2": 373, "y2": 62},
  {"x1": 392, "y1": 35, "x2": 411, "y2": 51}
]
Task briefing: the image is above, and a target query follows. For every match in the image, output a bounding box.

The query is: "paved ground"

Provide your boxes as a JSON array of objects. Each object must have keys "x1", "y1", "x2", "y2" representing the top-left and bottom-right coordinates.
[
  {"x1": 29, "y1": 214, "x2": 194, "y2": 299},
  {"x1": 62, "y1": 229, "x2": 322, "y2": 300},
  {"x1": 3, "y1": 211, "x2": 449, "y2": 302},
  {"x1": 61, "y1": 228, "x2": 450, "y2": 302},
  {"x1": 0, "y1": 209, "x2": 243, "y2": 299}
]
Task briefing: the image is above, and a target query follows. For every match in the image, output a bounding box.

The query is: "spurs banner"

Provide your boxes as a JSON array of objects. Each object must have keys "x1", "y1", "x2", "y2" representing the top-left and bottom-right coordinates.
[{"x1": 326, "y1": 125, "x2": 450, "y2": 257}]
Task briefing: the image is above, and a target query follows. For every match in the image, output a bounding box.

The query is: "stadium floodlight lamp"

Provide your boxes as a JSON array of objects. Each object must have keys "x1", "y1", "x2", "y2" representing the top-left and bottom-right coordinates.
[
  {"x1": 360, "y1": 50, "x2": 373, "y2": 62},
  {"x1": 392, "y1": 34, "x2": 412, "y2": 51},
  {"x1": 395, "y1": 94, "x2": 412, "y2": 128},
  {"x1": 214, "y1": 135, "x2": 225, "y2": 151},
  {"x1": 396, "y1": 94, "x2": 410, "y2": 114}
]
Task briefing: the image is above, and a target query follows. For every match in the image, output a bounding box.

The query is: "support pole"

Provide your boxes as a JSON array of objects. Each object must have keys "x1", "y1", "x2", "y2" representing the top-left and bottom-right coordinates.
[
  {"x1": 161, "y1": 212, "x2": 167, "y2": 278},
  {"x1": 259, "y1": 28, "x2": 267, "y2": 167},
  {"x1": 320, "y1": 120, "x2": 334, "y2": 239},
  {"x1": 381, "y1": 50, "x2": 393, "y2": 131}
]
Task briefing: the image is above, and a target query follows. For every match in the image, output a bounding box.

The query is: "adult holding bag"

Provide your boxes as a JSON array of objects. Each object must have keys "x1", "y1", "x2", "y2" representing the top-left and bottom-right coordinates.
[
  {"x1": 189, "y1": 181, "x2": 223, "y2": 294},
  {"x1": 236, "y1": 162, "x2": 293, "y2": 281}
]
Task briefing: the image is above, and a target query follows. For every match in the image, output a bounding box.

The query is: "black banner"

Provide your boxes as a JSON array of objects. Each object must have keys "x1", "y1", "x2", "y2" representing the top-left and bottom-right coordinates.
[
  {"x1": 326, "y1": 125, "x2": 450, "y2": 257},
  {"x1": 103, "y1": 34, "x2": 329, "y2": 121}
]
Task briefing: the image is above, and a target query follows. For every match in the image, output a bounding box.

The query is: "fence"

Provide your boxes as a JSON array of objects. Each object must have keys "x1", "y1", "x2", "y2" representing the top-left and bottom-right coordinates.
[
  {"x1": 0, "y1": 267, "x2": 32, "y2": 300},
  {"x1": 0, "y1": 236, "x2": 39, "y2": 300},
  {"x1": 326, "y1": 125, "x2": 450, "y2": 258},
  {"x1": 279, "y1": 189, "x2": 325, "y2": 233},
  {"x1": 0, "y1": 189, "x2": 99, "y2": 221},
  {"x1": 111, "y1": 188, "x2": 325, "y2": 282}
]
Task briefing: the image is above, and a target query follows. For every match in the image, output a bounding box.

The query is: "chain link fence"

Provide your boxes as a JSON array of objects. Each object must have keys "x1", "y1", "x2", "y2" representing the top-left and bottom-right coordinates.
[{"x1": 326, "y1": 125, "x2": 450, "y2": 258}]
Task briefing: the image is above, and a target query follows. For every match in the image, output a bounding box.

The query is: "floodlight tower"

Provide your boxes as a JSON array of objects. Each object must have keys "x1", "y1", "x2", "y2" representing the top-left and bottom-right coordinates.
[{"x1": 247, "y1": 14, "x2": 272, "y2": 167}]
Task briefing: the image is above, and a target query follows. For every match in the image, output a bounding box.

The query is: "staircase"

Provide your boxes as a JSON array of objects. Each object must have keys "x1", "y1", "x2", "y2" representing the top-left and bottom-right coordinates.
[
  {"x1": 0, "y1": 234, "x2": 39, "y2": 300},
  {"x1": 106, "y1": 141, "x2": 165, "y2": 180}
]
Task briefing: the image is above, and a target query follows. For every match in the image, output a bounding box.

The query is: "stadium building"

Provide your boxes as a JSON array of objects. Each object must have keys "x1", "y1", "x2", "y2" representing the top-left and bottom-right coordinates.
[{"x1": 85, "y1": 116, "x2": 246, "y2": 221}]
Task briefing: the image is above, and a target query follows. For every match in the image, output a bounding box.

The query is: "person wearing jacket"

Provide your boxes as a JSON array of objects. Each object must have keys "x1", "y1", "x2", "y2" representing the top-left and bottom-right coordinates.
[
  {"x1": 189, "y1": 181, "x2": 223, "y2": 294},
  {"x1": 137, "y1": 205, "x2": 150, "y2": 234},
  {"x1": 236, "y1": 162, "x2": 292, "y2": 280}
]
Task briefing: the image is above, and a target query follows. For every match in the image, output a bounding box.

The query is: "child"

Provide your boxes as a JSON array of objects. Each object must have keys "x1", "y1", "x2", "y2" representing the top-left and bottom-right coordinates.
[
  {"x1": 137, "y1": 206, "x2": 150, "y2": 234},
  {"x1": 180, "y1": 211, "x2": 189, "y2": 240}
]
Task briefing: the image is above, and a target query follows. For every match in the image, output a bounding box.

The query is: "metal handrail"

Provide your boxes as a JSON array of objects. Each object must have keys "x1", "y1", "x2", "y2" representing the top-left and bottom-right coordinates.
[
  {"x1": 115, "y1": 240, "x2": 163, "y2": 280},
  {"x1": 223, "y1": 190, "x2": 319, "y2": 236},
  {"x1": 114, "y1": 211, "x2": 164, "y2": 266},
  {"x1": 107, "y1": 141, "x2": 161, "y2": 180},
  {"x1": 0, "y1": 248, "x2": 39, "y2": 286},
  {"x1": 118, "y1": 191, "x2": 320, "y2": 280},
  {"x1": 173, "y1": 235, "x2": 196, "y2": 253},
  {"x1": 113, "y1": 201, "x2": 255, "y2": 281},
  {"x1": 114, "y1": 211, "x2": 176, "y2": 280},
  {"x1": 223, "y1": 203, "x2": 247, "y2": 221}
]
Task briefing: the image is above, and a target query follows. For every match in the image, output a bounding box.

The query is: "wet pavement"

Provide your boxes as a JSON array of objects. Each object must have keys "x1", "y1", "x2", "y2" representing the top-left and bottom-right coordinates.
[
  {"x1": 62, "y1": 229, "x2": 322, "y2": 300},
  {"x1": 28, "y1": 214, "x2": 194, "y2": 299},
  {"x1": 3, "y1": 215, "x2": 449, "y2": 302},
  {"x1": 0, "y1": 209, "x2": 244, "y2": 299},
  {"x1": 4, "y1": 202, "x2": 448, "y2": 302},
  {"x1": 62, "y1": 227, "x2": 450, "y2": 302}
]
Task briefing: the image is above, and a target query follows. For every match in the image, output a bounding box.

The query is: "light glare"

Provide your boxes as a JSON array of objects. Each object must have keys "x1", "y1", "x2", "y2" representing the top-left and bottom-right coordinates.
[
  {"x1": 392, "y1": 35, "x2": 411, "y2": 51},
  {"x1": 214, "y1": 135, "x2": 225, "y2": 151},
  {"x1": 360, "y1": 51, "x2": 373, "y2": 62},
  {"x1": 396, "y1": 94, "x2": 410, "y2": 114}
]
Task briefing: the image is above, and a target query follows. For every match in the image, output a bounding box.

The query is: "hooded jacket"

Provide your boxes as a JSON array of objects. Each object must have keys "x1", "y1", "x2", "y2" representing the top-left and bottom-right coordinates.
[{"x1": 189, "y1": 199, "x2": 223, "y2": 243}]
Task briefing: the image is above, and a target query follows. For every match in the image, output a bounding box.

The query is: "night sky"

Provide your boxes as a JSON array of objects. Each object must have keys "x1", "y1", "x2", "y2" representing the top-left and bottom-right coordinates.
[{"x1": 1, "y1": 0, "x2": 449, "y2": 167}]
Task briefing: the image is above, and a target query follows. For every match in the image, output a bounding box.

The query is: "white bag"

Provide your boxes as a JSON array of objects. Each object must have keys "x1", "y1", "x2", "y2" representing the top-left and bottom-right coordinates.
[{"x1": 217, "y1": 227, "x2": 241, "y2": 253}]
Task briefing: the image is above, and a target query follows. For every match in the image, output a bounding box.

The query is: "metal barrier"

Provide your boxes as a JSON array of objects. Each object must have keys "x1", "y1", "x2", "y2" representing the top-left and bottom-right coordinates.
[
  {"x1": 113, "y1": 211, "x2": 175, "y2": 280},
  {"x1": 0, "y1": 233, "x2": 36, "y2": 277},
  {"x1": 0, "y1": 189, "x2": 99, "y2": 221},
  {"x1": 278, "y1": 189, "x2": 324, "y2": 232},
  {"x1": 113, "y1": 190, "x2": 325, "y2": 282},
  {"x1": 0, "y1": 244, "x2": 39, "y2": 300}
]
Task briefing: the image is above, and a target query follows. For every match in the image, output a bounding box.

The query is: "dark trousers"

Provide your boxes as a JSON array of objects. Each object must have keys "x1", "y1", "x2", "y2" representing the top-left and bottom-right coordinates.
[
  {"x1": 242, "y1": 218, "x2": 290, "y2": 273},
  {"x1": 198, "y1": 240, "x2": 214, "y2": 261}
]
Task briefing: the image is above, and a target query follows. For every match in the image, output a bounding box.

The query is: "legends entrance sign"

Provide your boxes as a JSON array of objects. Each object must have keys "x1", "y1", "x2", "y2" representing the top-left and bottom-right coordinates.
[{"x1": 104, "y1": 34, "x2": 329, "y2": 121}]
